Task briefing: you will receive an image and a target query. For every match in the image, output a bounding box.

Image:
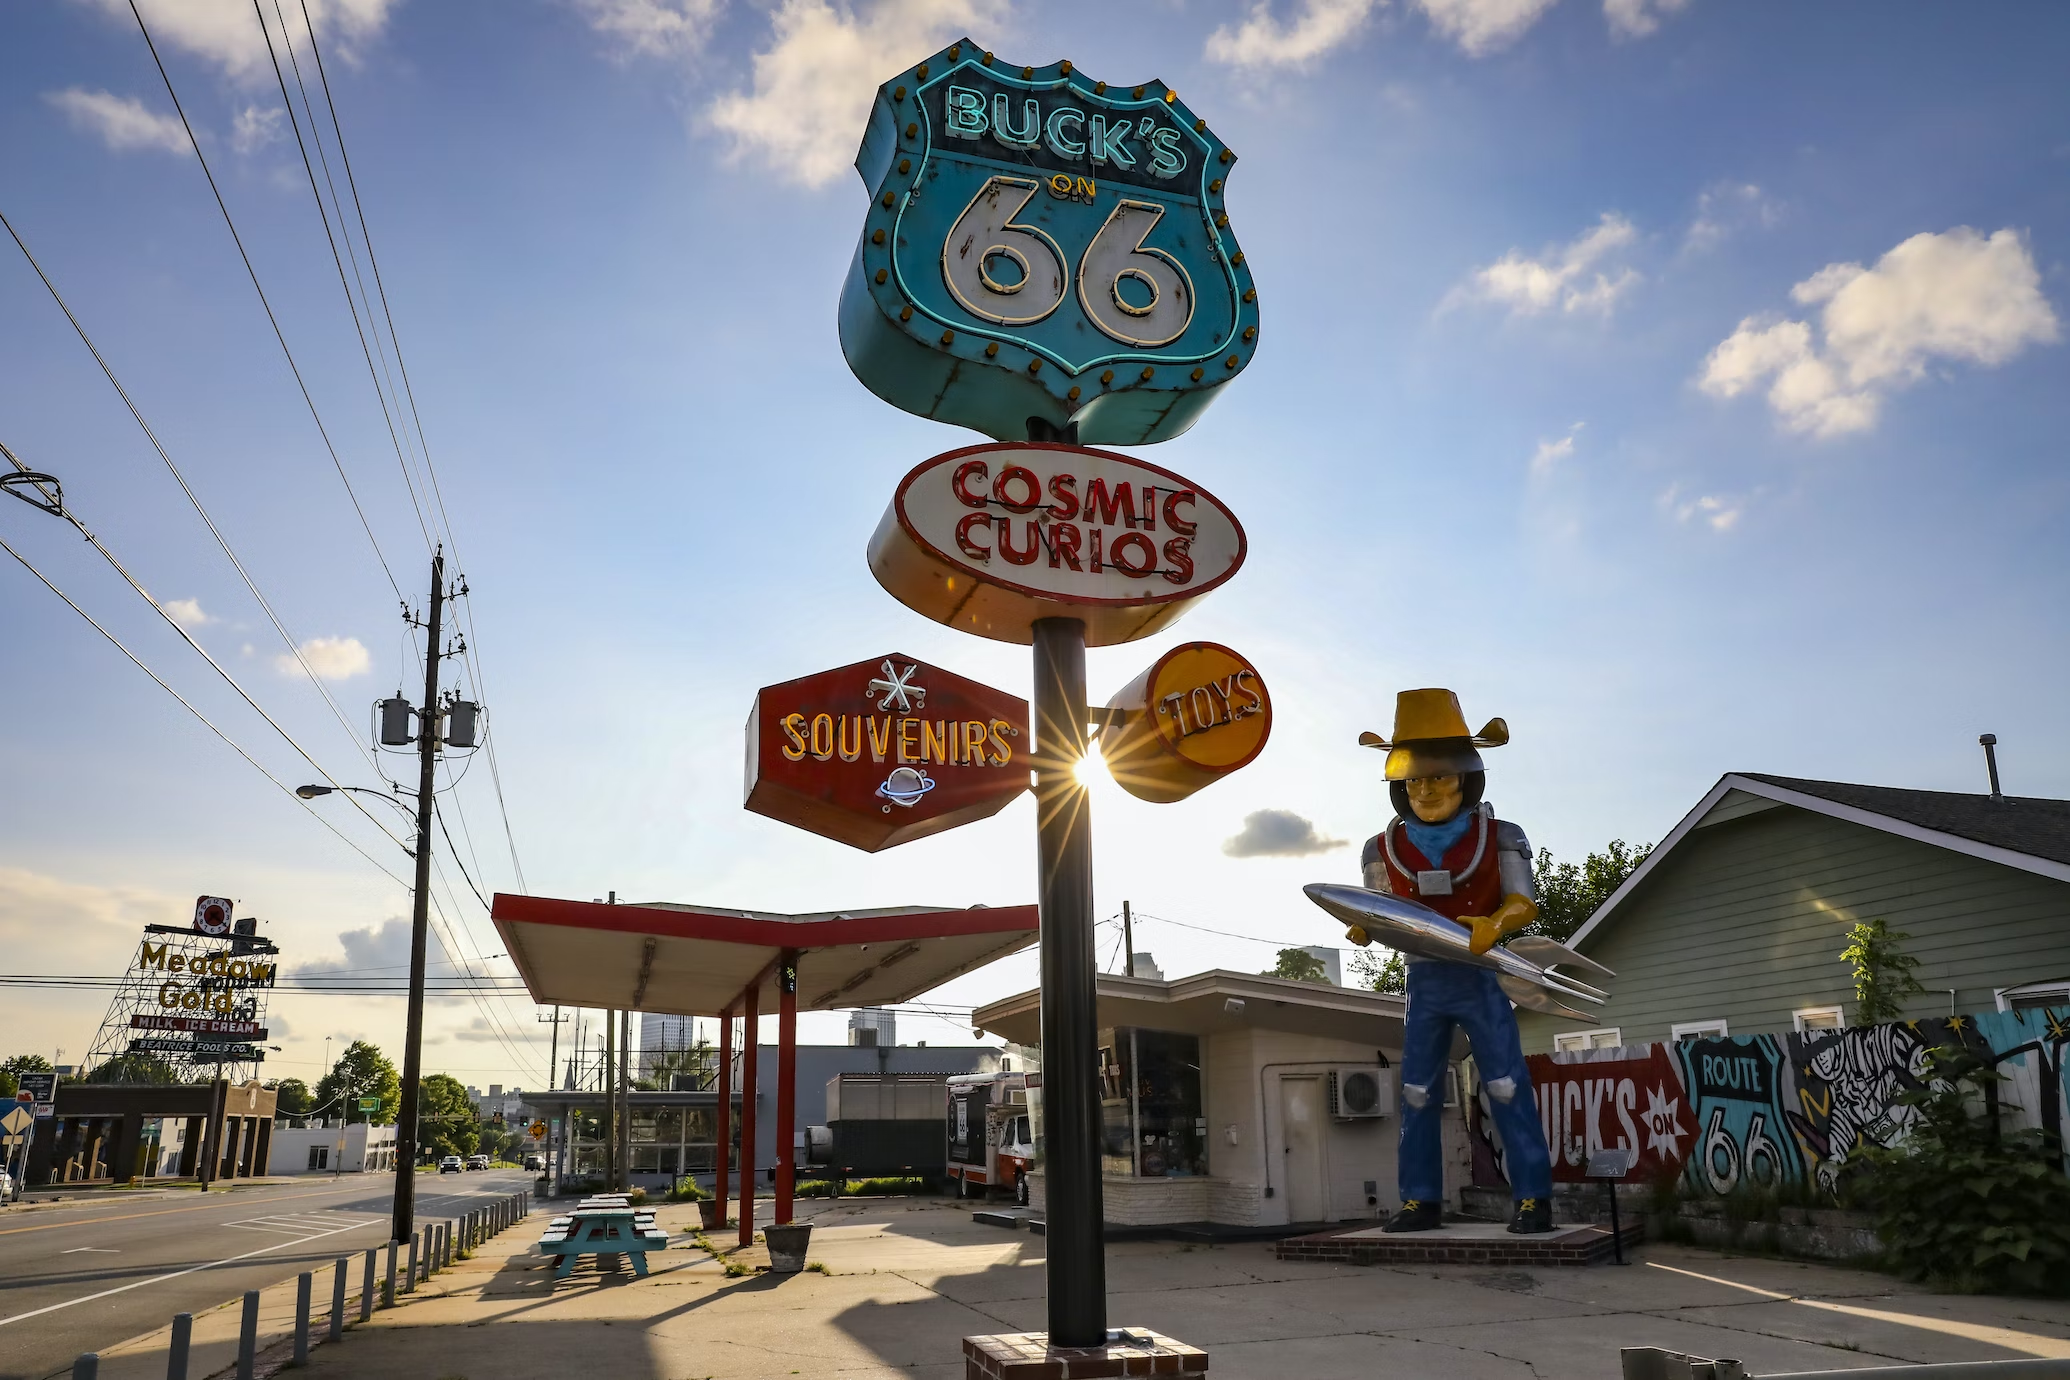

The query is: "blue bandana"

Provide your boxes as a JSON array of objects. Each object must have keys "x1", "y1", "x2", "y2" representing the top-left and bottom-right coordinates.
[{"x1": 1401, "y1": 810, "x2": 1473, "y2": 867}]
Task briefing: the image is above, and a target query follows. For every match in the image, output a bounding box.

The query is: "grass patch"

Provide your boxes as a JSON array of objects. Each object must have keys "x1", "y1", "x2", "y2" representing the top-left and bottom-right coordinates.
[{"x1": 806, "y1": 1261, "x2": 829, "y2": 1274}]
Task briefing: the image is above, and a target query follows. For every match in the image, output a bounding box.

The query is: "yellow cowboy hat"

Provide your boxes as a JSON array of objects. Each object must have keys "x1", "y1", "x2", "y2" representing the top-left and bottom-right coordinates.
[{"x1": 1357, "y1": 688, "x2": 1509, "y2": 781}]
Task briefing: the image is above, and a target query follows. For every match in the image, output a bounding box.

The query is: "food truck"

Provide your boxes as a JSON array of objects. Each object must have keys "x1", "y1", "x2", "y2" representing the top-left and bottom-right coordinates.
[{"x1": 945, "y1": 1069, "x2": 1036, "y2": 1203}]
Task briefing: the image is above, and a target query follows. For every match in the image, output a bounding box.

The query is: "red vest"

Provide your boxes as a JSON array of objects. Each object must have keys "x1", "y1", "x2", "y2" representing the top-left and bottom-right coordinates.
[{"x1": 1379, "y1": 810, "x2": 1503, "y2": 921}]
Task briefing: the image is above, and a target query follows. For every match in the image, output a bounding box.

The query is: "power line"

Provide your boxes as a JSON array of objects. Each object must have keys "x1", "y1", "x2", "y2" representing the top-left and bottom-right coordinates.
[
  {"x1": 0, "y1": 209, "x2": 390, "y2": 796},
  {"x1": 290, "y1": 0, "x2": 529, "y2": 898},
  {"x1": 252, "y1": 0, "x2": 438, "y2": 558},
  {"x1": 2, "y1": 444, "x2": 409, "y2": 853},
  {"x1": 123, "y1": 0, "x2": 405, "y2": 605},
  {"x1": 0, "y1": 534, "x2": 410, "y2": 890}
]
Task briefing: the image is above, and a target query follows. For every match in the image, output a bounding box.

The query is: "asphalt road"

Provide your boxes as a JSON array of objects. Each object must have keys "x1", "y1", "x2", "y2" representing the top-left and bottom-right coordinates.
[{"x1": 0, "y1": 1170, "x2": 533, "y2": 1380}]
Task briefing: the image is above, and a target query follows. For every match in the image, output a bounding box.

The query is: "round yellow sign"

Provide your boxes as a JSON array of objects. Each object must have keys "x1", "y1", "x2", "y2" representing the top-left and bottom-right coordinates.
[{"x1": 1099, "y1": 641, "x2": 1271, "y2": 803}]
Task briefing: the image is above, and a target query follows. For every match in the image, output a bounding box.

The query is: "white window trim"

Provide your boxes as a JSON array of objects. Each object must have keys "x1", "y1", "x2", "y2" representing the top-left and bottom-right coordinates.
[
  {"x1": 1793, "y1": 1006, "x2": 1846, "y2": 1032},
  {"x1": 1553, "y1": 1027, "x2": 1622, "y2": 1053},
  {"x1": 1670, "y1": 1019, "x2": 1729, "y2": 1041},
  {"x1": 1996, "y1": 980, "x2": 2070, "y2": 1013}
]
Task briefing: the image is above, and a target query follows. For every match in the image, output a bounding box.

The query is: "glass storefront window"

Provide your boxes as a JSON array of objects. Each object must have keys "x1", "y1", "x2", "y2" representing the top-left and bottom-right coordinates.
[{"x1": 1096, "y1": 1028, "x2": 1207, "y2": 1178}]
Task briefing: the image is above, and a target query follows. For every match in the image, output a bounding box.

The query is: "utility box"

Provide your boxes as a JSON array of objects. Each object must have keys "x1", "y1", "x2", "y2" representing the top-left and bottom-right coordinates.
[{"x1": 816, "y1": 1074, "x2": 948, "y2": 1180}]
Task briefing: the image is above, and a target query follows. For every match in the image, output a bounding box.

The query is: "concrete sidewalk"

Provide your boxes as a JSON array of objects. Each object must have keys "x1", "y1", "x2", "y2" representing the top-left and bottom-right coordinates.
[{"x1": 147, "y1": 1195, "x2": 2062, "y2": 1380}]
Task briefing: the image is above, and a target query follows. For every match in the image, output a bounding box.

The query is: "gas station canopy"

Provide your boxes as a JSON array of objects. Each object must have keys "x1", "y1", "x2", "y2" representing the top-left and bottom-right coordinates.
[{"x1": 490, "y1": 894, "x2": 1038, "y2": 1016}]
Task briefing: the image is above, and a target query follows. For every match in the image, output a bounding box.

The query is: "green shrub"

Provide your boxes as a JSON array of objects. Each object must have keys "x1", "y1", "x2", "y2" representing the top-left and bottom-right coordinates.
[
  {"x1": 1847, "y1": 1048, "x2": 2070, "y2": 1294},
  {"x1": 666, "y1": 1180, "x2": 711, "y2": 1202},
  {"x1": 846, "y1": 1176, "x2": 926, "y2": 1196}
]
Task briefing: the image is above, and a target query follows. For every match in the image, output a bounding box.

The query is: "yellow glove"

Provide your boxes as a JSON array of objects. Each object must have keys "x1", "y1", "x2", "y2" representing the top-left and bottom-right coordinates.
[
  {"x1": 1460, "y1": 894, "x2": 1540, "y2": 955},
  {"x1": 1344, "y1": 924, "x2": 1371, "y2": 948}
]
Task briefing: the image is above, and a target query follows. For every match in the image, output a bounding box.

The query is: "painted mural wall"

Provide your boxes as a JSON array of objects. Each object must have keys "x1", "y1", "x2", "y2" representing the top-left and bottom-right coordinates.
[{"x1": 1469, "y1": 1007, "x2": 2070, "y2": 1195}]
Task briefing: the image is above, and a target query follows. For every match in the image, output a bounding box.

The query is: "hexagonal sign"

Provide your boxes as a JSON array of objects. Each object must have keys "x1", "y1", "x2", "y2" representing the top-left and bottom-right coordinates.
[
  {"x1": 744, "y1": 653, "x2": 1030, "y2": 852},
  {"x1": 838, "y1": 39, "x2": 1259, "y2": 446}
]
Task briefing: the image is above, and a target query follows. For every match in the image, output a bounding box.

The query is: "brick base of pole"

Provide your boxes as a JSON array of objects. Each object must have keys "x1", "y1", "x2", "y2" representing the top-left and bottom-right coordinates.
[{"x1": 962, "y1": 1330, "x2": 1207, "y2": 1378}]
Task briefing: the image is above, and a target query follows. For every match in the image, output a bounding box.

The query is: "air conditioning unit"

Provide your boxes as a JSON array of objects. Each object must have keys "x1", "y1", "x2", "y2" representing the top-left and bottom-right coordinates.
[{"x1": 1328, "y1": 1066, "x2": 1393, "y2": 1120}]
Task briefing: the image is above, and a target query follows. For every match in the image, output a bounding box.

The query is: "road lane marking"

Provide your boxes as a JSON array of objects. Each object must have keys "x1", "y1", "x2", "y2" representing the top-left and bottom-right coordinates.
[
  {"x1": 0, "y1": 1217, "x2": 374, "y2": 1328},
  {"x1": 58, "y1": 1248, "x2": 119, "y2": 1254},
  {"x1": 0, "y1": 1183, "x2": 391, "y2": 1237}
]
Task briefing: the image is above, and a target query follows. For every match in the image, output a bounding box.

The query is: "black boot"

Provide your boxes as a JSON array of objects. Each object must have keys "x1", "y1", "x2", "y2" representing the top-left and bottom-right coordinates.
[
  {"x1": 1383, "y1": 1199, "x2": 1441, "y2": 1233},
  {"x1": 1507, "y1": 1196, "x2": 1552, "y2": 1234}
]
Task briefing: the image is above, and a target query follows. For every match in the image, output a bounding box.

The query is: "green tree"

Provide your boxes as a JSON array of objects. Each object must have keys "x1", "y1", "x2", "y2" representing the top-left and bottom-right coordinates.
[
  {"x1": 81, "y1": 1052, "x2": 184, "y2": 1085},
  {"x1": 1527, "y1": 840, "x2": 1653, "y2": 942},
  {"x1": 416, "y1": 1073, "x2": 481, "y2": 1160},
  {"x1": 1265, "y1": 947, "x2": 1329, "y2": 983},
  {"x1": 1841, "y1": 917, "x2": 1925, "y2": 1025},
  {"x1": 313, "y1": 1041, "x2": 400, "y2": 1124},
  {"x1": 272, "y1": 1078, "x2": 313, "y2": 1118},
  {"x1": 1349, "y1": 948, "x2": 1407, "y2": 995}
]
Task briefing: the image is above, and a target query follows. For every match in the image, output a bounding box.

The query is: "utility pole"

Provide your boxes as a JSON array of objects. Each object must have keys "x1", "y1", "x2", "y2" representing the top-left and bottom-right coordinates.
[
  {"x1": 391, "y1": 551, "x2": 445, "y2": 1247},
  {"x1": 603, "y1": 1009, "x2": 617, "y2": 1190},
  {"x1": 1122, "y1": 900, "x2": 1135, "y2": 978}
]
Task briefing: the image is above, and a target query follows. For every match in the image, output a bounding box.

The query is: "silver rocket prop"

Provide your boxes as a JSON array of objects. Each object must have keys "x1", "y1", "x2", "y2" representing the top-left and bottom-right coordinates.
[{"x1": 1302, "y1": 883, "x2": 1616, "y2": 1022}]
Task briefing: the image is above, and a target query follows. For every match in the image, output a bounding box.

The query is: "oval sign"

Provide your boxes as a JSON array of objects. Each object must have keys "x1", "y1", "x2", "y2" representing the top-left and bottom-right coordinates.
[
  {"x1": 868, "y1": 442, "x2": 1246, "y2": 647},
  {"x1": 1099, "y1": 641, "x2": 1271, "y2": 803}
]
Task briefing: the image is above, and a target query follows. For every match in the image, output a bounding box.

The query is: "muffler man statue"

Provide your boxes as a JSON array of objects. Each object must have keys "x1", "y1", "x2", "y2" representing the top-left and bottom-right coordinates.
[{"x1": 1350, "y1": 689, "x2": 1554, "y2": 1234}]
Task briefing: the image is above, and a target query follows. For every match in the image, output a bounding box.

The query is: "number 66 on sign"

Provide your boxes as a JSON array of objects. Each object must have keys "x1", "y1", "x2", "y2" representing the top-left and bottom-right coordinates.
[{"x1": 838, "y1": 40, "x2": 1260, "y2": 448}]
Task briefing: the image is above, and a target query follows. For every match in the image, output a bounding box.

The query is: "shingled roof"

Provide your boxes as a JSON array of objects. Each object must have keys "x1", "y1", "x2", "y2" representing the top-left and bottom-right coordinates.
[
  {"x1": 1566, "y1": 771, "x2": 2070, "y2": 951},
  {"x1": 1740, "y1": 774, "x2": 2070, "y2": 869}
]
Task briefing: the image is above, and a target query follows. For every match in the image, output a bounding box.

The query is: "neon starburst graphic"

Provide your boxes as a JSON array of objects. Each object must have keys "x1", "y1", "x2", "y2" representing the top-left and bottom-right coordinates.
[{"x1": 1643, "y1": 1084, "x2": 1686, "y2": 1159}]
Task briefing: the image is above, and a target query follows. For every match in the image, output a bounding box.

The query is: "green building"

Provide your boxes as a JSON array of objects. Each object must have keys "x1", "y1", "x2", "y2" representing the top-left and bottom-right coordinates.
[{"x1": 1516, "y1": 773, "x2": 2070, "y2": 1055}]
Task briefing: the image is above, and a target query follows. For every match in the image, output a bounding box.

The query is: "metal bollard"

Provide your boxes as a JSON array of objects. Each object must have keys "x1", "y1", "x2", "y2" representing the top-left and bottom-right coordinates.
[
  {"x1": 72, "y1": 1354, "x2": 98, "y2": 1380},
  {"x1": 441, "y1": 1220, "x2": 451, "y2": 1269},
  {"x1": 383, "y1": 1240, "x2": 398, "y2": 1307},
  {"x1": 294, "y1": 1272, "x2": 311, "y2": 1366},
  {"x1": 359, "y1": 1248, "x2": 375, "y2": 1323},
  {"x1": 168, "y1": 1312, "x2": 193, "y2": 1380},
  {"x1": 330, "y1": 1259, "x2": 346, "y2": 1340},
  {"x1": 406, "y1": 1232, "x2": 418, "y2": 1293},
  {"x1": 236, "y1": 1290, "x2": 259, "y2": 1380}
]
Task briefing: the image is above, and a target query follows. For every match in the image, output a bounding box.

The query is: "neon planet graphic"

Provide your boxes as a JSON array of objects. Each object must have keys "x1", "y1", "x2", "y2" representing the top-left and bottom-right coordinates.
[{"x1": 876, "y1": 767, "x2": 937, "y2": 811}]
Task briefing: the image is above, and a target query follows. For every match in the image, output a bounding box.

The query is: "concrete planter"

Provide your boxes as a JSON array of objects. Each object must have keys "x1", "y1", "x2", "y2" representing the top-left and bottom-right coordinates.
[
  {"x1": 1655, "y1": 1201, "x2": 1881, "y2": 1261},
  {"x1": 697, "y1": 1198, "x2": 725, "y2": 1231},
  {"x1": 764, "y1": 1222, "x2": 812, "y2": 1273}
]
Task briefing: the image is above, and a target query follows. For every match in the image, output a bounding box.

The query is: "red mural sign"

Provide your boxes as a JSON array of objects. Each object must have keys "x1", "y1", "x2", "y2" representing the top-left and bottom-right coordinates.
[
  {"x1": 1528, "y1": 1046, "x2": 1693, "y2": 1183},
  {"x1": 744, "y1": 653, "x2": 1030, "y2": 853}
]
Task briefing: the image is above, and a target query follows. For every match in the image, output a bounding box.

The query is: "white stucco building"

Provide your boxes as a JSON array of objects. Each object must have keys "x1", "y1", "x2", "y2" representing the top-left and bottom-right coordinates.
[{"x1": 266, "y1": 1122, "x2": 399, "y2": 1175}]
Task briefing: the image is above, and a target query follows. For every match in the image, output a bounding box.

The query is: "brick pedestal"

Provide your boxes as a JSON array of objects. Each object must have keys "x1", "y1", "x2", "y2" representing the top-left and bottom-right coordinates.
[{"x1": 963, "y1": 1329, "x2": 1208, "y2": 1378}]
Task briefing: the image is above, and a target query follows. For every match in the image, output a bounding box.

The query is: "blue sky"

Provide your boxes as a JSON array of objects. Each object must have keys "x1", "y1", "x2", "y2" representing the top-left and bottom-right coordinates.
[{"x1": 2, "y1": 0, "x2": 2064, "y2": 1092}]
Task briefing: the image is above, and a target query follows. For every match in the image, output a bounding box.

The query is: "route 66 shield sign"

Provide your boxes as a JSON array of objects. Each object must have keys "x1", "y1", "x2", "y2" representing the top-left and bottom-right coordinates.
[{"x1": 838, "y1": 40, "x2": 1260, "y2": 447}]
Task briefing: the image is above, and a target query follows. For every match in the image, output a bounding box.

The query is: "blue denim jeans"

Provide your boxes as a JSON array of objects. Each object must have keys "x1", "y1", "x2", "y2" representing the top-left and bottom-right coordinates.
[{"x1": 1398, "y1": 960, "x2": 1552, "y2": 1204}]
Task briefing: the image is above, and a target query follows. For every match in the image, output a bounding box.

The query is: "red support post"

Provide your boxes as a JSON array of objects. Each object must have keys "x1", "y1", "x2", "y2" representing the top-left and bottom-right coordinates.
[
  {"x1": 775, "y1": 950, "x2": 799, "y2": 1225},
  {"x1": 714, "y1": 1008, "x2": 734, "y2": 1226},
  {"x1": 737, "y1": 984, "x2": 759, "y2": 1248}
]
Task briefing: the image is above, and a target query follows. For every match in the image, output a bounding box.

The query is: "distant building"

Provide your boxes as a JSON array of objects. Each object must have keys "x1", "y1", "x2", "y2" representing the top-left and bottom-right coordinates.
[
  {"x1": 467, "y1": 1084, "x2": 530, "y2": 1127},
  {"x1": 641, "y1": 1012, "x2": 702, "y2": 1076},
  {"x1": 848, "y1": 1008, "x2": 896, "y2": 1047},
  {"x1": 268, "y1": 1122, "x2": 399, "y2": 1174}
]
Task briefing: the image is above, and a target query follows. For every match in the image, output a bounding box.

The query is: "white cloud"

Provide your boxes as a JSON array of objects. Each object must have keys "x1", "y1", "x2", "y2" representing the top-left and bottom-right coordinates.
[
  {"x1": 571, "y1": 0, "x2": 724, "y2": 57},
  {"x1": 1661, "y1": 484, "x2": 1744, "y2": 532},
  {"x1": 231, "y1": 104, "x2": 286, "y2": 154},
  {"x1": 1413, "y1": 0, "x2": 1558, "y2": 55},
  {"x1": 1700, "y1": 227, "x2": 2059, "y2": 438},
  {"x1": 1452, "y1": 212, "x2": 1640, "y2": 316},
  {"x1": 277, "y1": 635, "x2": 371, "y2": 680},
  {"x1": 1221, "y1": 809, "x2": 1347, "y2": 858},
  {"x1": 1530, "y1": 421, "x2": 1583, "y2": 476},
  {"x1": 1205, "y1": 0, "x2": 1380, "y2": 70},
  {"x1": 1604, "y1": 0, "x2": 1689, "y2": 40},
  {"x1": 44, "y1": 88, "x2": 191, "y2": 155},
  {"x1": 1684, "y1": 181, "x2": 1778, "y2": 253},
  {"x1": 161, "y1": 597, "x2": 212, "y2": 629},
  {"x1": 77, "y1": 0, "x2": 403, "y2": 84},
  {"x1": 704, "y1": 0, "x2": 1007, "y2": 189}
]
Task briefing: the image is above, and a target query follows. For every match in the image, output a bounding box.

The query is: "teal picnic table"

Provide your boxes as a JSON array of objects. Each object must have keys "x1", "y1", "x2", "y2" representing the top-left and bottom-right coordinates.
[{"x1": 536, "y1": 1195, "x2": 668, "y2": 1279}]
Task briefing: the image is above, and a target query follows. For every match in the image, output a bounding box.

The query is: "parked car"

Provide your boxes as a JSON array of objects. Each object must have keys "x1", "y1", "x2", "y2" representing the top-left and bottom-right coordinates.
[
  {"x1": 0, "y1": 1166, "x2": 14, "y2": 1201},
  {"x1": 438, "y1": 1156, "x2": 463, "y2": 1174},
  {"x1": 466, "y1": 1154, "x2": 490, "y2": 1171}
]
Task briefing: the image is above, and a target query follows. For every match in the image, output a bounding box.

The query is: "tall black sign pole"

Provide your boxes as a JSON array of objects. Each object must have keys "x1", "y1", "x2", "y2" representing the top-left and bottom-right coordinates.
[
  {"x1": 392, "y1": 550, "x2": 444, "y2": 1246},
  {"x1": 1032, "y1": 616, "x2": 1105, "y2": 1346}
]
